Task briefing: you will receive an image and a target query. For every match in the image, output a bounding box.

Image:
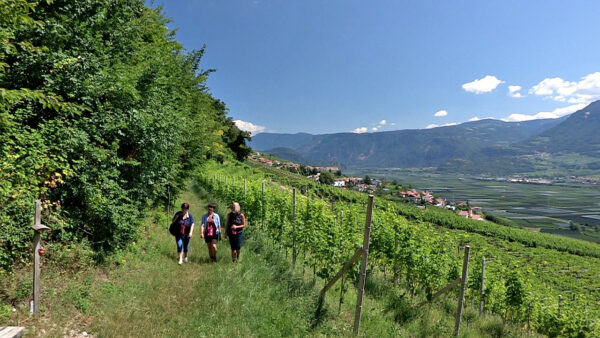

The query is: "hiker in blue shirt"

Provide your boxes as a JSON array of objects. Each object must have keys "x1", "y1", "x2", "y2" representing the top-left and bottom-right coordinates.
[
  {"x1": 201, "y1": 203, "x2": 221, "y2": 263},
  {"x1": 173, "y1": 202, "x2": 194, "y2": 265}
]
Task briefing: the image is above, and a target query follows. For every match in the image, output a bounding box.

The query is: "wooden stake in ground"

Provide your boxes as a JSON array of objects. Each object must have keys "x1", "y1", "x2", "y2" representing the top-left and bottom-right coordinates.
[
  {"x1": 454, "y1": 245, "x2": 471, "y2": 336},
  {"x1": 480, "y1": 257, "x2": 486, "y2": 316},
  {"x1": 261, "y1": 182, "x2": 265, "y2": 230},
  {"x1": 292, "y1": 188, "x2": 297, "y2": 266},
  {"x1": 32, "y1": 200, "x2": 50, "y2": 314},
  {"x1": 354, "y1": 195, "x2": 374, "y2": 336},
  {"x1": 167, "y1": 185, "x2": 171, "y2": 220}
]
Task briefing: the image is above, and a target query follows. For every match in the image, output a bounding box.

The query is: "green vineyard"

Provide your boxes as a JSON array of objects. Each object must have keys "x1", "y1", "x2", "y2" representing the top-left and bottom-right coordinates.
[{"x1": 199, "y1": 160, "x2": 600, "y2": 337}]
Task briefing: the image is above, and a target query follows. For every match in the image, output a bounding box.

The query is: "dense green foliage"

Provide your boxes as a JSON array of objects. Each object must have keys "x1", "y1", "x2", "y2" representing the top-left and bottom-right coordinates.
[
  {"x1": 0, "y1": 0, "x2": 249, "y2": 270},
  {"x1": 201, "y1": 160, "x2": 600, "y2": 336}
]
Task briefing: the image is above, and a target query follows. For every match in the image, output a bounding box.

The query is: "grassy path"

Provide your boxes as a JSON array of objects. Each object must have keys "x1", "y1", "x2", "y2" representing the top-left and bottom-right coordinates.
[
  {"x1": 77, "y1": 190, "x2": 319, "y2": 337},
  {"x1": 13, "y1": 185, "x2": 528, "y2": 337},
  {"x1": 18, "y1": 187, "x2": 398, "y2": 337}
]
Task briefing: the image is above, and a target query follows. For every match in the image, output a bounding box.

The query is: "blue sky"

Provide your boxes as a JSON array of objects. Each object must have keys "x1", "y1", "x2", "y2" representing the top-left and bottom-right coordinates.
[{"x1": 153, "y1": 0, "x2": 600, "y2": 135}]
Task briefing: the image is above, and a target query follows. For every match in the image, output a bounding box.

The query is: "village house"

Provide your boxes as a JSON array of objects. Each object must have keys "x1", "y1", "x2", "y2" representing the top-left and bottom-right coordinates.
[{"x1": 458, "y1": 206, "x2": 485, "y2": 221}]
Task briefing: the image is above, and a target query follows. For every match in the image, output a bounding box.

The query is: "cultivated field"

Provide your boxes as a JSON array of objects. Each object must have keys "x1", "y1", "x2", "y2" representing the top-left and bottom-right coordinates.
[{"x1": 346, "y1": 168, "x2": 600, "y2": 243}]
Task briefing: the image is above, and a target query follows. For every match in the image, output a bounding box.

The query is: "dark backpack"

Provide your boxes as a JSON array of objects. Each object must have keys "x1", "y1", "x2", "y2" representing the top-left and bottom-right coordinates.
[{"x1": 169, "y1": 211, "x2": 183, "y2": 236}]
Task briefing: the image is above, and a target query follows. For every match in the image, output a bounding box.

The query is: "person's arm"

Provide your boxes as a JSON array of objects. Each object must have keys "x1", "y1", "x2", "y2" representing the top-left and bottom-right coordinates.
[
  {"x1": 237, "y1": 213, "x2": 247, "y2": 230},
  {"x1": 200, "y1": 214, "x2": 206, "y2": 238},
  {"x1": 215, "y1": 214, "x2": 221, "y2": 235},
  {"x1": 172, "y1": 211, "x2": 181, "y2": 223},
  {"x1": 188, "y1": 214, "x2": 194, "y2": 237}
]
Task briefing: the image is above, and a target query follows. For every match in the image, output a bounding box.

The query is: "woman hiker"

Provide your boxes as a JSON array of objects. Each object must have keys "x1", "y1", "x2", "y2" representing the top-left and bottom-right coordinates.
[
  {"x1": 201, "y1": 203, "x2": 221, "y2": 262},
  {"x1": 225, "y1": 202, "x2": 246, "y2": 262},
  {"x1": 172, "y1": 202, "x2": 194, "y2": 265}
]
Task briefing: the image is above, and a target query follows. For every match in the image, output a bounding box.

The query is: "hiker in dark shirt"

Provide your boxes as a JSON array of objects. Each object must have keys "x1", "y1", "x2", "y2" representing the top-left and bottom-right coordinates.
[
  {"x1": 173, "y1": 203, "x2": 194, "y2": 265},
  {"x1": 201, "y1": 203, "x2": 221, "y2": 263},
  {"x1": 225, "y1": 202, "x2": 246, "y2": 262}
]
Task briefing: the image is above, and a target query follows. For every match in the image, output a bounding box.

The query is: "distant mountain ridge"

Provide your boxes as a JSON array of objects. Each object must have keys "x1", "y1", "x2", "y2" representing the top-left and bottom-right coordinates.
[{"x1": 250, "y1": 101, "x2": 600, "y2": 174}]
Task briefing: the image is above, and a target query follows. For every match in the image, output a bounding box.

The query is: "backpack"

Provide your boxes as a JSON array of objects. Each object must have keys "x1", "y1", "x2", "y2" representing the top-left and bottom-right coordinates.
[{"x1": 169, "y1": 211, "x2": 183, "y2": 237}]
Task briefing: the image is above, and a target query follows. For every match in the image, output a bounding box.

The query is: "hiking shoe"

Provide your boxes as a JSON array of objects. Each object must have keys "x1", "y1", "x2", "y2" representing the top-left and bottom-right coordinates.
[
  {"x1": 184, "y1": 257, "x2": 188, "y2": 263},
  {"x1": 178, "y1": 258, "x2": 183, "y2": 265}
]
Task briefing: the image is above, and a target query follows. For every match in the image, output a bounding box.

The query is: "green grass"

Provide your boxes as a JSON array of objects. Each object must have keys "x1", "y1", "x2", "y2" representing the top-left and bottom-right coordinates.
[{"x1": 3, "y1": 185, "x2": 535, "y2": 337}]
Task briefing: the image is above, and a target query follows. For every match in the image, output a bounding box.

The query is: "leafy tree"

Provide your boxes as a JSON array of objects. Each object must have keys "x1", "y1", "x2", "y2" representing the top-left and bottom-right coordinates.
[
  {"x1": 0, "y1": 0, "x2": 249, "y2": 270},
  {"x1": 364, "y1": 175, "x2": 372, "y2": 184},
  {"x1": 319, "y1": 171, "x2": 335, "y2": 185}
]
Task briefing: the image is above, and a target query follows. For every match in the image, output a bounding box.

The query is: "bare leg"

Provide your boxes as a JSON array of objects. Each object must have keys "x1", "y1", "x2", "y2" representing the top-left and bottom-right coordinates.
[
  {"x1": 206, "y1": 242, "x2": 212, "y2": 262},
  {"x1": 211, "y1": 241, "x2": 218, "y2": 262}
]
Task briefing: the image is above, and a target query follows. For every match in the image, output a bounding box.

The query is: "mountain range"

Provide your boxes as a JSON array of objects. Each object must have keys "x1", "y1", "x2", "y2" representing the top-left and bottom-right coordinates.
[{"x1": 250, "y1": 101, "x2": 600, "y2": 175}]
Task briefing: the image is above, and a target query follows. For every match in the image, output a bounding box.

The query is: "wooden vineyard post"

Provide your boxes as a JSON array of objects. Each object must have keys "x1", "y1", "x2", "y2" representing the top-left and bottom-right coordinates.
[
  {"x1": 261, "y1": 182, "x2": 265, "y2": 230},
  {"x1": 32, "y1": 200, "x2": 50, "y2": 314},
  {"x1": 167, "y1": 185, "x2": 171, "y2": 220},
  {"x1": 338, "y1": 210, "x2": 345, "y2": 313},
  {"x1": 292, "y1": 188, "x2": 297, "y2": 267},
  {"x1": 558, "y1": 295, "x2": 563, "y2": 316},
  {"x1": 354, "y1": 195, "x2": 374, "y2": 336},
  {"x1": 454, "y1": 245, "x2": 471, "y2": 337},
  {"x1": 394, "y1": 221, "x2": 399, "y2": 286},
  {"x1": 480, "y1": 257, "x2": 486, "y2": 316}
]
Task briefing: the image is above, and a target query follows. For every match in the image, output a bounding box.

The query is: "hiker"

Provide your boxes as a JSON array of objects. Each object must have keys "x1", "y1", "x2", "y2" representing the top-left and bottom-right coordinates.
[
  {"x1": 225, "y1": 202, "x2": 246, "y2": 262},
  {"x1": 201, "y1": 203, "x2": 221, "y2": 262},
  {"x1": 172, "y1": 202, "x2": 194, "y2": 265}
]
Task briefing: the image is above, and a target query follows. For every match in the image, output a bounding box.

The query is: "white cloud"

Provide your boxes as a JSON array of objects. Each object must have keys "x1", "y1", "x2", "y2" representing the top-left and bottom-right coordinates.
[
  {"x1": 351, "y1": 127, "x2": 368, "y2": 133},
  {"x1": 508, "y1": 85, "x2": 523, "y2": 98},
  {"x1": 529, "y1": 72, "x2": 600, "y2": 104},
  {"x1": 378, "y1": 120, "x2": 387, "y2": 125},
  {"x1": 372, "y1": 127, "x2": 378, "y2": 131},
  {"x1": 434, "y1": 110, "x2": 448, "y2": 117},
  {"x1": 426, "y1": 122, "x2": 458, "y2": 129},
  {"x1": 462, "y1": 75, "x2": 504, "y2": 94},
  {"x1": 501, "y1": 103, "x2": 586, "y2": 122},
  {"x1": 390, "y1": 122, "x2": 396, "y2": 126},
  {"x1": 468, "y1": 116, "x2": 494, "y2": 122},
  {"x1": 234, "y1": 120, "x2": 266, "y2": 135}
]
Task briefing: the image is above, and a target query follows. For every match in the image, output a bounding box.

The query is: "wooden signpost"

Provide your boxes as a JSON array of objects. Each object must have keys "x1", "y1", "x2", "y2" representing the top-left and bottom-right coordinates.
[{"x1": 32, "y1": 200, "x2": 50, "y2": 315}]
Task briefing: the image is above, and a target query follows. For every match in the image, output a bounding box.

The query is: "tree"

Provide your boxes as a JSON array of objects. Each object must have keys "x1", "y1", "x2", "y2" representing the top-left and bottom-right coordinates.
[
  {"x1": 319, "y1": 171, "x2": 335, "y2": 185},
  {"x1": 364, "y1": 175, "x2": 372, "y2": 184},
  {"x1": 0, "y1": 0, "x2": 250, "y2": 270}
]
